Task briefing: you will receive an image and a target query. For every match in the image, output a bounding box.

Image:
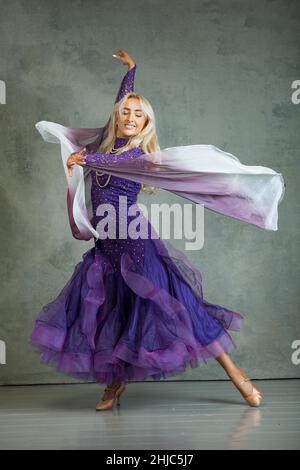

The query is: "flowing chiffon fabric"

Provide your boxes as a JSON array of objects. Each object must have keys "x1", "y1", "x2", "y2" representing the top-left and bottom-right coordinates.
[
  {"x1": 29, "y1": 120, "x2": 285, "y2": 384},
  {"x1": 35, "y1": 120, "x2": 285, "y2": 242}
]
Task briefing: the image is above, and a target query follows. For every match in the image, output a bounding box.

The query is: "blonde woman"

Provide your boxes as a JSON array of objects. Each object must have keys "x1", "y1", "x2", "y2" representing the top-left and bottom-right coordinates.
[{"x1": 31, "y1": 49, "x2": 273, "y2": 411}]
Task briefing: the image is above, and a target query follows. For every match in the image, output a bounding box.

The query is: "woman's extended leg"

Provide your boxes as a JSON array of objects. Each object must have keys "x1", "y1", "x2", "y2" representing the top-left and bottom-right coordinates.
[{"x1": 216, "y1": 352, "x2": 264, "y2": 407}]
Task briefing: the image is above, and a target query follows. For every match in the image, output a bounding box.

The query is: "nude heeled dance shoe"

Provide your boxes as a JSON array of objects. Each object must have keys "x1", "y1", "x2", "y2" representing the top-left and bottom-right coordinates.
[
  {"x1": 95, "y1": 383, "x2": 126, "y2": 411},
  {"x1": 231, "y1": 367, "x2": 264, "y2": 407}
]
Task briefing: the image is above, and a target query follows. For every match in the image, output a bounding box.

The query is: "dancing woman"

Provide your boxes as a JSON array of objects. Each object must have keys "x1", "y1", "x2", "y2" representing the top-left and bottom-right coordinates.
[{"x1": 31, "y1": 49, "x2": 284, "y2": 411}]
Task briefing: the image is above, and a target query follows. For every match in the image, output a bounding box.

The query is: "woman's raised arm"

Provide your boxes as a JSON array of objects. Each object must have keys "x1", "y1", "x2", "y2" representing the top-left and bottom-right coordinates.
[{"x1": 112, "y1": 49, "x2": 137, "y2": 104}]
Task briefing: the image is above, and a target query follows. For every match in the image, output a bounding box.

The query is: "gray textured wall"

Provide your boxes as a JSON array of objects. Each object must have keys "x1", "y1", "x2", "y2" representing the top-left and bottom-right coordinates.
[{"x1": 0, "y1": 0, "x2": 299, "y2": 385}]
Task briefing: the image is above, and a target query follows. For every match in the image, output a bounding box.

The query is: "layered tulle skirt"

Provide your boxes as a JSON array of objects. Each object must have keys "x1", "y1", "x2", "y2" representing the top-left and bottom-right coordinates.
[{"x1": 29, "y1": 236, "x2": 244, "y2": 384}]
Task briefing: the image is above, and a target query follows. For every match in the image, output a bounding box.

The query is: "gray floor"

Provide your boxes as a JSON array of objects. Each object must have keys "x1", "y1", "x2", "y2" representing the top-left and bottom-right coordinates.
[{"x1": 0, "y1": 379, "x2": 299, "y2": 450}]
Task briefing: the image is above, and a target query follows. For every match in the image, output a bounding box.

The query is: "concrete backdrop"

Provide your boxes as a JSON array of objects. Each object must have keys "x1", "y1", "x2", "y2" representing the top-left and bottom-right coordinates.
[{"x1": 0, "y1": 0, "x2": 299, "y2": 385}]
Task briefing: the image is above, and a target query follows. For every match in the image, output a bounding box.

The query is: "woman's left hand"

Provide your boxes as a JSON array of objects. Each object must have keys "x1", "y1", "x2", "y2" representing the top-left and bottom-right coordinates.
[{"x1": 112, "y1": 49, "x2": 135, "y2": 70}]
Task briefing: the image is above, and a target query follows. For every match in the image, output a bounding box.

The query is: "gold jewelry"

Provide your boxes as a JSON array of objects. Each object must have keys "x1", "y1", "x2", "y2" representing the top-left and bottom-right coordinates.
[
  {"x1": 95, "y1": 146, "x2": 118, "y2": 188},
  {"x1": 96, "y1": 172, "x2": 111, "y2": 188}
]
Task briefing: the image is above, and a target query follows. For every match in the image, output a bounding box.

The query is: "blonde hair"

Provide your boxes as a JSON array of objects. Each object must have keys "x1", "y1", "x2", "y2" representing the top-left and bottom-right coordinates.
[{"x1": 98, "y1": 92, "x2": 160, "y2": 195}]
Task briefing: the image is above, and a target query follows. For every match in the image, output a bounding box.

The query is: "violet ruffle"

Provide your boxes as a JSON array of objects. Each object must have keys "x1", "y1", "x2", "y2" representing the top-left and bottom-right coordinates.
[{"x1": 29, "y1": 239, "x2": 244, "y2": 384}]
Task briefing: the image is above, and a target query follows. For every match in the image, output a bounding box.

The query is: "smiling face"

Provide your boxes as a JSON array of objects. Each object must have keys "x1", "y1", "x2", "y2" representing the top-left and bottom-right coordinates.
[{"x1": 116, "y1": 97, "x2": 148, "y2": 138}]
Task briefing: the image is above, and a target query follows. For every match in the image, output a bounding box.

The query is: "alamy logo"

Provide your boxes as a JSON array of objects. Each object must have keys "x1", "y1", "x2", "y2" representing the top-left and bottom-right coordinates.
[
  {"x1": 291, "y1": 80, "x2": 300, "y2": 104},
  {"x1": 0, "y1": 340, "x2": 6, "y2": 364},
  {"x1": 0, "y1": 80, "x2": 6, "y2": 104},
  {"x1": 94, "y1": 197, "x2": 205, "y2": 251},
  {"x1": 291, "y1": 340, "x2": 300, "y2": 365}
]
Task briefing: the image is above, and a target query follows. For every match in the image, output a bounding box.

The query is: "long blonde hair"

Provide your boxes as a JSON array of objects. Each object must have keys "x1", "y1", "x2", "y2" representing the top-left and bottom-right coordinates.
[{"x1": 98, "y1": 92, "x2": 160, "y2": 195}]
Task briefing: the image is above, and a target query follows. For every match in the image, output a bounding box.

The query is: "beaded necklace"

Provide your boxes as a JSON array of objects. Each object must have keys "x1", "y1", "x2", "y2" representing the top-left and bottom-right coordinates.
[{"x1": 95, "y1": 145, "x2": 121, "y2": 188}]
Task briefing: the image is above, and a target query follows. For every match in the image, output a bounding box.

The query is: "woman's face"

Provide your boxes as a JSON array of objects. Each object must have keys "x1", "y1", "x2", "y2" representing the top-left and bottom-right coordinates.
[{"x1": 116, "y1": 97, "x2": 148, "y2": 138}]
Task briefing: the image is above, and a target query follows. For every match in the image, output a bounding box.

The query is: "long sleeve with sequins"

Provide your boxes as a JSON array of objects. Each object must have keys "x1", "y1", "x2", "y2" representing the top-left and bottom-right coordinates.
[
  {"x1": 84, "y1": 146, "x2": 145, "y2": 169},
  {"x1": 114, "y1": 64, "x2": 136, "y2": 104}
]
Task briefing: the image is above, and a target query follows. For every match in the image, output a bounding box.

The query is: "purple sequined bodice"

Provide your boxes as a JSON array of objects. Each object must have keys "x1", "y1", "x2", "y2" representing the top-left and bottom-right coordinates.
[
  {"x1": 90, "y1": 137, "x2": 145, "y2": 271},
  {"x1": 90, "y1": 137, "x2": 141, "y2": 216}
]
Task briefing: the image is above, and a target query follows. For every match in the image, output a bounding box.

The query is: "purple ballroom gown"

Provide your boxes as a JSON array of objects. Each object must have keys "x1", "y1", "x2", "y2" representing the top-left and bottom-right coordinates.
[{"x1": 29, "y1": 65, "x2": 245, "y2": 385}]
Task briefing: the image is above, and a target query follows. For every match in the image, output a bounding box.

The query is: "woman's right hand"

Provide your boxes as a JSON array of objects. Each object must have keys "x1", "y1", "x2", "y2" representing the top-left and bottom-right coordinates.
[
  {"x1": 67, "y1": 148, "x2": 87, "y2": 177},
  {"x1": 112, "y1": 49, "x2": 135, "y2": 70}
]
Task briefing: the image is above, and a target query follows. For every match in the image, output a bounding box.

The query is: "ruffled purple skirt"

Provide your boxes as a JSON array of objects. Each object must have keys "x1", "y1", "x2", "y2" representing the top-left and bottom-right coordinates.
[{"x1": 29, "y1": 237, "x2": 244, "y2": 385}]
